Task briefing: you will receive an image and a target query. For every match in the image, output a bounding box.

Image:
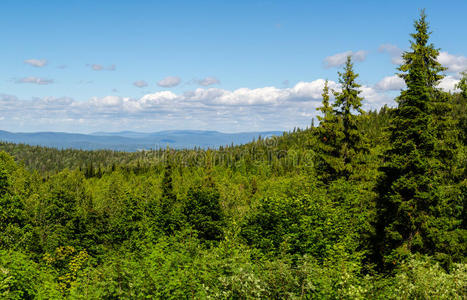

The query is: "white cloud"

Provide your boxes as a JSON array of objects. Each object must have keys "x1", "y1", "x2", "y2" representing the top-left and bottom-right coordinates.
[
  {"x1": 289, "y1": 79, "x2": 339, "y2": 100},
  {"x1": 140, "y1": 91, "x2": 178, "y2": 106},
  {"x1": 0, "y1": 79, "x2": 398, "y2": 132},
  {"x1": 360, "y1": 85, "x2": 392, "y2": 109},
  {"x1": 16, "y1": 77, "x2": 54, "y2": 85},
  {"x1": 184, "y1": 79, "x2": 338, "y2": 106},
  {"x1": 212, "y1": 87, "x2": 286, "y2": 105},
  {"x1": 89, "y1": 95, "x2": 124, "y2": 107},
  {"x1": 157, "y1": 76, "x2": 181, "y2": 87},
  {"x1": 375, "y1": 75, "x2": 405, "y2": 91},
  {"x1": 379, "y1": 44, "x2": 404, "y2": 65},
  {"x1": 437, "y1": 52, "x2": 467, "y2": 73},
  {"x1": 24, "y1": 59, "x2": 48, "y2": 67},
  {"x1": 133, "y1": 80, "x2": 148, "y2": 88},
  {"x1": 324, "y1": 50, "x2": 367, "y2": 68},
  {"x1": 437, "y1": 75, "x2": 460, "y2": 92},
  {"x1": 197, "y1": 77, "x2": 220, "y2": 86}
]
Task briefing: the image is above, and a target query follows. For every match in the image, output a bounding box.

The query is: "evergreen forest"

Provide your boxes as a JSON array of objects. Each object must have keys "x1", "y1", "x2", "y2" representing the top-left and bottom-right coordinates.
[{"x1": 0, "y1": 12, "x2": 466, "y2": 299}]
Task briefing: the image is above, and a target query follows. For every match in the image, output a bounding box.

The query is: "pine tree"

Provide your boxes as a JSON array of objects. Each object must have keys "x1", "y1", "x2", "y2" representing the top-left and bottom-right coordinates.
[{"x1": 375, "y1": 11, "x2": 463, "y2": 269}]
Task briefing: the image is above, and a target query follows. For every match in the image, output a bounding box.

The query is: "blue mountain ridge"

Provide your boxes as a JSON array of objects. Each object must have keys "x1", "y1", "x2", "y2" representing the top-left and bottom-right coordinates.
[{"x1": 0, "y1": 130, "x2": 282, "y2": 151}]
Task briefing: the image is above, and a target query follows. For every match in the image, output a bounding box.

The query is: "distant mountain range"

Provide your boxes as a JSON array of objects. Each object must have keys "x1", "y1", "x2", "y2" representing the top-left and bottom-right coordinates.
[{"x1": 0, "y1": 130, "x2": 282, "y2": 151}]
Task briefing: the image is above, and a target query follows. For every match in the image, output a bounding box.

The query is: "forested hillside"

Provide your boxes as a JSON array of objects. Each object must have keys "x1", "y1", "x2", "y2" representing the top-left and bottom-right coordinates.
[
  {"x1": 0, "y1": 13, "x2": 466, "y2": 299},
  {"x1": 0, "y1": 130, "x2": 282, "y2": 151}
]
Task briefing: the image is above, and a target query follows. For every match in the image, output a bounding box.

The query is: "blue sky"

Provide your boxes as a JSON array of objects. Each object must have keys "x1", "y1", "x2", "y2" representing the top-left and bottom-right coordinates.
[{"x1": 1, "y1": 0, "x2": 466, "y2": 133}]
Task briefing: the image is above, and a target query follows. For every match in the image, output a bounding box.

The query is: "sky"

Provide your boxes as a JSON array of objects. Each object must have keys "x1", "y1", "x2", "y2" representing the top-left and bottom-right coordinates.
[{"x1": 1, "y1": 0, "x2": 466, "y2": 133}]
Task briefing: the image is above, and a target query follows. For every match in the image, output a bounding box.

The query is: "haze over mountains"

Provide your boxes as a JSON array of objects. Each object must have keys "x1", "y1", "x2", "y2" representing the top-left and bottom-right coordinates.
[{"x1": 0, "y1": 130, "x2": 282, "y2": 151}]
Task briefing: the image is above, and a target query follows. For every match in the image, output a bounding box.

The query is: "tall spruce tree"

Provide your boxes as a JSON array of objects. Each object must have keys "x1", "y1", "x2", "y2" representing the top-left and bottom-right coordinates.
[
  {"x1": 333, "y1": 56, "x2": 366, "y2": 178},
  {"x1": 375, "y1": 11, "x2": 463, "y2": 269},
  {"x1": 315, "y1": 80, "x2": 344, "y2": 181}
]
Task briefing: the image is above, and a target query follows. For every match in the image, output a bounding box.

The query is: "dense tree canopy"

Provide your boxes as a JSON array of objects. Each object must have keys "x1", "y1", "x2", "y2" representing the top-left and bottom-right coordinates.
[{"x1": 0, "y1": 11, "x2": 465, "y2": 299}]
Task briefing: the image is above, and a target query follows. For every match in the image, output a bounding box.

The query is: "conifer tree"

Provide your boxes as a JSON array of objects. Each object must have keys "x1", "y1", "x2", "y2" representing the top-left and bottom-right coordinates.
[
  {"x1": 398, "y1": 11, "x2": 445, "y2": 88},
  {"x1": 333, "y1": 56, "x2": 365, "y2": 155},
  {"x1": 315, "y1": 80, "x2": 344, "y2": 181},
  {"x1": 333, "y1": 57, "x2": 366, "y2": 179},
  {"x1": 375, "y1": 11, "x2": 463, "y2": 268},
  {"x1": 317, "y1": 80, "x2": 333, "y2": 121}
]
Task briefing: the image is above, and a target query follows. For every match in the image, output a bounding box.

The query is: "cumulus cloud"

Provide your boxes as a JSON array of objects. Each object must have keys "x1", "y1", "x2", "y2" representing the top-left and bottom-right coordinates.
[
  {"x1": 437, "y1": 75, "x2": 460, "y2": 92},
  {"x1": 360, "y1": 85, "x2": 392, "y2": 109},
  {"x1": 183, "y1": 79, "x2": 339, "y2": 106},
  {"x1": 133, "y1": 80, "x2": 148, "y2": 88},
  {"x1": 24, "y1": 59, "x2": 48, "y2": 67},
  {"x1": 375, "y1": 75, "x2": 405, "y2": 91},
  {"x1": 379, "y1": 44, "x2": 404, "y2": 65},
  {"x1": 16, "y1": 77, "x2": 54, "y2": 85},
  {"x1": 88, "y1": 64, "x2": 116, "y2": 71},
  {"x1": 437, "y1": 52, "x2": 467, "y2": 73},
  {"x1": 324, "y1": 50, "x2": 367, "y2": 68},
  {"x1": 157, "y1": 76, "x2": 181, "y2": 87},
  {"x1": 290, "y1": 80, "x2": 339, "y2": 100},
  {"x1": 196, "y1": 77, "x2": 220, "y2": 86},
  {"x1": 0, "y1": 79, "x2": 398, "y2": 132}
]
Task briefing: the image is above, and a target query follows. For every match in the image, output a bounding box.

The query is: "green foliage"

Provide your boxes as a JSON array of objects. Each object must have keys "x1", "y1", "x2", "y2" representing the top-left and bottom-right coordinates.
[
  {"x1": 0, "y1": 250, "x2": 61, "y2": 299},
  {"x1": 375, "y1": 11, "x2": 465, "y2": 270},
  {"x1": 383, "y1": 257, "x2": 467, "y2": 299},
  {"x1": 315, "y1": 58, "x2": 368, "y2": 181},
  {"x1": 315, "y1": 80, "x2": 345, "y2": 181},
  {"x1": 0, "y1": 11, "x2": 465, "y2": 299},
  {"x1": 183, "y1": 183, "x2": 224, "y2": 241},
  {"x1": 456, "y1": 71, "x2": 467, "y2": 98},
  {"x1": 333, "y1": 56, "x2": 366, "y2": 153},
  {"x1": 398, "y1": 10, "x2": 446, "y2": 87}
]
